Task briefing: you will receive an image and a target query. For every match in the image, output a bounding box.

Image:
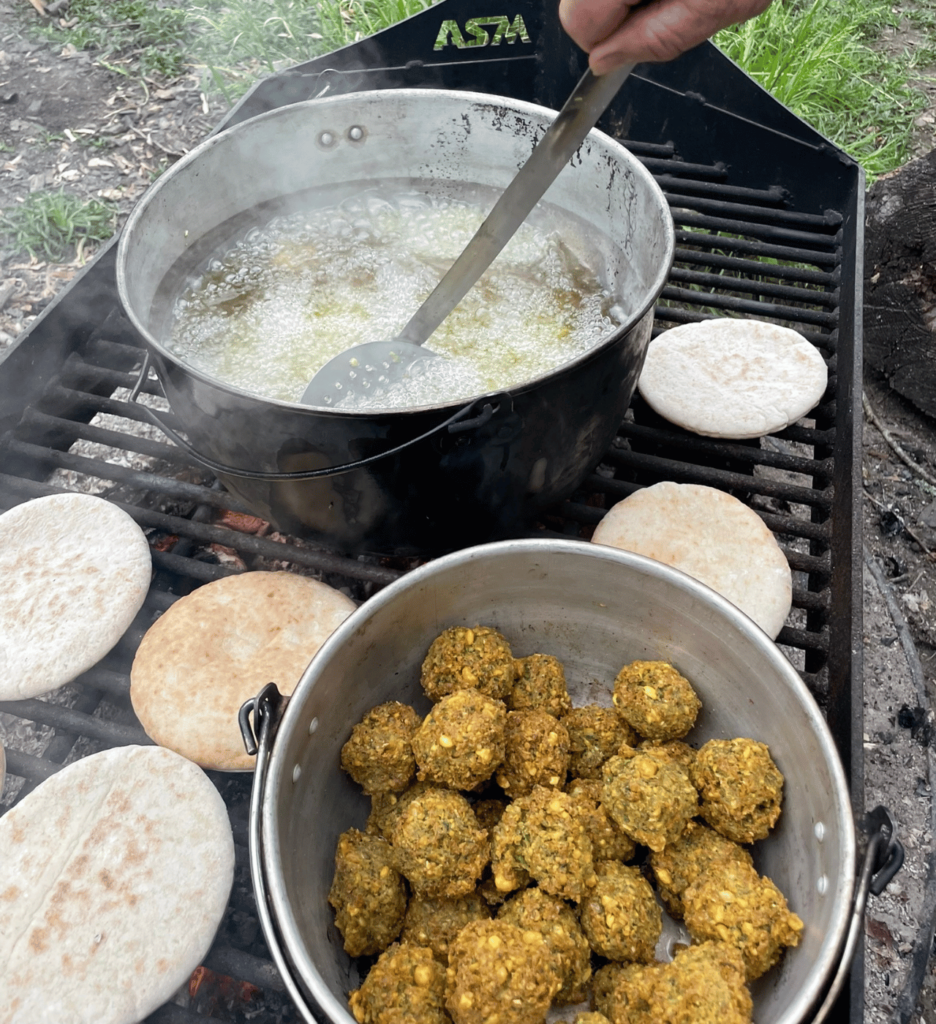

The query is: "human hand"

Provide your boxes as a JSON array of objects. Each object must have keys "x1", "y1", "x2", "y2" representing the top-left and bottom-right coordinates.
[{"x1": 558, "y1": 0, "x2": 773, "y2": 73}]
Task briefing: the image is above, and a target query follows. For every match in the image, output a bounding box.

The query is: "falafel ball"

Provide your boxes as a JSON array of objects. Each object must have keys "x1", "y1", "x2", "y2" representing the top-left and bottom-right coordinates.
[
  {"x1": 340, "y1": 701, "x2": 422, "y2": 795},
  {"x1": 579, "y1": 860, "x2": 661, "y2": 963},
  {"x1": 592, "y1": 961, "x2": 660, "y2": 1024},
  {"x1": 562, "y1": 704, "x2": 638, "y2": 780},
  {"x1": 349, "y1": 942, "x2": 449, "y2": 1024},
  {"x1": 689, "y1": 737, "x2": 784, "y2": 843},
  {"x1": 637, "y1": 738, "x2": 697, "y2": 774},
  {"x1": 682, "y1": 857, "x2": 804, "y2": 980},
  {"x1": 391, "y1": 787, "x2": 489, "y2": 898},
  {"x1": 421, "y1": 625, "x2": 515, "y2": 702},
  {"x1": 412, "y1": 688, "x2": 506, "y2": 790},
  {"x1": 612, "y1": 660, "x2": 701, "y2": 740},
  {"x1": 366, "y1": 780, "x2": 436, "y2": 841},
  {"x1": 601, "y1": 746, "x2": 698, "y2": 852},
  {"x1": 445, "y1": 919, "x2": 561, "y2": 1024},
  {"x1": 400, "y1": 891, "x2": 491, "y2": 963},
  {"x1": 497, "y1": 887, "x2": 592, "y2": 1005},
  {"x1": 491, "y1": 785, "x2": 596, "y2": 901},
  {"x1": 648, "y1": 819, "x2": 754, "y2": 918},
  {"x1": 508, "y1": 653, "x2": 573, "y2": 718},
  {"x1": 328, "y1": 828, "x2": 406, "y2": 957},
  {"x1": 648, "y1": 942, "x2": 753, "y2": 1024},
  {"x1": 496, "y1": 709, "x2": 571, "y2": 797},
  {"x1": 566, "y1": 777, "x2": 637, "y2": 863}
]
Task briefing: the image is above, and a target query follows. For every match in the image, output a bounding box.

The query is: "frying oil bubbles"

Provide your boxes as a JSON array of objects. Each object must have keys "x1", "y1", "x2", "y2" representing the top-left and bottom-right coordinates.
[{"x1": 170, "y1": 186, "x2": 622, "y2": 409}]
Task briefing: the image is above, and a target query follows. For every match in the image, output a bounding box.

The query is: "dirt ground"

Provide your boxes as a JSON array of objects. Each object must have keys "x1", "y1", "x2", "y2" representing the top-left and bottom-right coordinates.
[
  {"x1": 0, "y1": 0, "x2": 226, "y2": 347},
  {"x1": 4, "y1": 1, "x2": 936, "y2": 1020}
]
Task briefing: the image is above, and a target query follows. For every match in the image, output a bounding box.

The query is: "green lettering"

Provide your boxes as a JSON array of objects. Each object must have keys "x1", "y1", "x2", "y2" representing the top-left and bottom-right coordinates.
[
  {"x1": 433, "y1": 15, "x2": 532, "y2": 51},
  {"x1": 505, "y1": 14, "x2": 531, "y2": 44},
  {"x1": 462, "y1": 18, "x2": 491, "y2": 47},
  {"x1": 433, "y1": 19, "x2": 467, "y2": 50}
]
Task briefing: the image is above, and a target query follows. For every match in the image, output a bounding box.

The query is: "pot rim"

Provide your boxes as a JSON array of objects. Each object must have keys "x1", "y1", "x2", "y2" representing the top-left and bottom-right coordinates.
[
  {"x1": 260, "y1": 537, "x2": 856, "y2": 1024},
  {"x1": 116, "y1": 88, "x2": 675, "y2": 416}
]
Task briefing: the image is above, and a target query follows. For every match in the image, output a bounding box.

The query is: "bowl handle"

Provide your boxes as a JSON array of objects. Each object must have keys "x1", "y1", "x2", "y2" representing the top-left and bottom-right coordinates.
[
  {"x1": 809, "y1": 806, "x2": 905, "y2": 1023},
  {"x1": 129, "y1": 351, "x2": 507, "y2": 481},
  {"x1": 240, "y1": 684, "x2": 326, "y2": 1024}
]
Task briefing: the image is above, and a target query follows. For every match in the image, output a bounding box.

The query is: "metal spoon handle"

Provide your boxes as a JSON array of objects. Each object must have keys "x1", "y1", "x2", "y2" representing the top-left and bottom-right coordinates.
[{"x1": 398, "y1": 63, "x2": 636, "y2": 347}]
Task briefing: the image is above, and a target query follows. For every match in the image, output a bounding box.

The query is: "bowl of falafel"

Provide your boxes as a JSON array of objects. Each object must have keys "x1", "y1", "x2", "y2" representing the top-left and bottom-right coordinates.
[{"x1": 247, "y1": 538, "x2": 855, "y2": 1024}]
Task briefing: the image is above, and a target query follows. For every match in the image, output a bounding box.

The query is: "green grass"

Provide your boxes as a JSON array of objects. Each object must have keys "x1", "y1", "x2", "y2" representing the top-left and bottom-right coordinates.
[
  {"x1": 37, "y1": 0, "x2": 188, "y2": 78},
  {"x1": 902, "y1": 0, "x2": 936, "y2": 68},
  {"x1": 0, "y1": 191, "x2": 116, "y2": 262},
  {"x1": 714, "y1": 0, "x2": 926, "y2": 179},
  {"x1": 186, "y1": 0, "x2": 438, "y2": 101},
  {"x1": 32, "y1": 0, "x2": 438, "y2": 99},
  {"x1": 20, "y1": 0, "x2": 936, "y2": 179}
]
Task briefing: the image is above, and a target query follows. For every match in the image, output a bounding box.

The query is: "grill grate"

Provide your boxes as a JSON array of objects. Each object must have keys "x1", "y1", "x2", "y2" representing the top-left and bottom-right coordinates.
[{"x1": 0, "y1": 5, "x2": 865, "y2": 1021}]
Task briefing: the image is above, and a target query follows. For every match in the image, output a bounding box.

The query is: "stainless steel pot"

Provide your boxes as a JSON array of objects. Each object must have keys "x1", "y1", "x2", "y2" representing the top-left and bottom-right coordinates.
[
  {"x1": 116, "y1": 89, "x2": 674, "y2": 555},
  {"x1": 239, "y1": 539, "x2": 901, "y2": 1024}
]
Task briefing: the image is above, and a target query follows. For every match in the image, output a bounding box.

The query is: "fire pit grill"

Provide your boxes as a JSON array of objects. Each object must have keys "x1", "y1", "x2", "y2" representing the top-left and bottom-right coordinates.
[{"x1": 0, "y1": 2, "x2": 872, "y2": 1020}]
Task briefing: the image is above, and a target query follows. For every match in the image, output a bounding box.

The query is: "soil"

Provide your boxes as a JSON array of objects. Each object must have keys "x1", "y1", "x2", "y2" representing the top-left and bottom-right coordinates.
[
  {"x1": 0, "y1": 0, "x2": 225, "y2": 348},
  {"x1": 3, "y1": 1, "x2": 936, "y2": 1022}
]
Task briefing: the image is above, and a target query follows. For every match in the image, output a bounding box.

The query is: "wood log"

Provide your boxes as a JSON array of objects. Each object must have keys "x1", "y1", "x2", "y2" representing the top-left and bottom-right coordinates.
[{"x1": 864, "y1": 149, "x2": 936, "y2": 419}]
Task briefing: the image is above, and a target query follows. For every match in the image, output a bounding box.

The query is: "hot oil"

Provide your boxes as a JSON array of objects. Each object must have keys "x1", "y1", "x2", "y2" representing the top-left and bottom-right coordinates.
[{"x1": 169, "y1": 184, "x2": 624, "y2": 408}]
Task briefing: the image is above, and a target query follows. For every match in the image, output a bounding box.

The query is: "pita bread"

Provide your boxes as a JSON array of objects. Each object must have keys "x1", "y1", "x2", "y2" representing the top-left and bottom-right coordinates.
[
  {"x1": 0, "y1": 745, "x2": 234, "y2": 1024},
  {"x1": 0, "y1": 494, "x2": 152, "y2": 701},
  {"x1": 131, "y1": 571, "x2": 356, "y2": 770},
  {"x1": 637, "y1": 318, "x2": 828, "y2": 438},
  {"x1": 591, "y1": 482, "x2": 792, "y2": 639}
]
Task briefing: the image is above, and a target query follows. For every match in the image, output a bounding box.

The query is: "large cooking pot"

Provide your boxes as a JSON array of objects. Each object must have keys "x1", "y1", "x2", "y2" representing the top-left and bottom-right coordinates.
[
  {"x1": 116, "y1": 89, "x2": 674, "y2": 555},
  {"x1": 239, "y1": 539, "x2": 902, "y2": 1024}
]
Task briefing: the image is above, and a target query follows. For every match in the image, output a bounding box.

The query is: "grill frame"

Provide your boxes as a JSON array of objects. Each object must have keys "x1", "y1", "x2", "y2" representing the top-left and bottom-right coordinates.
[{"x1": 0, "y1": 3, "x2": 867, "y2": 1021}]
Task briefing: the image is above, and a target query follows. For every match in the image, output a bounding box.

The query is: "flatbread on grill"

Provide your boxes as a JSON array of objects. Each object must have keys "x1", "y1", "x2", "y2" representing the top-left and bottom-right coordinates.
[
  {"x1": 637, "y1": 318, "x2": 828, "y2": 438},
  {"x1": 0, "y1": 745, "x2": 234, "y2": 1024},
  {"x1": 0, "y1": 493, "x2": 152, "y2": 701},
  {"x1": 591, "y1": 481, "x2": 792, "y2": 639},
  {"x1": 131, "y1": 571, "x2": 357, "y2": 770}
]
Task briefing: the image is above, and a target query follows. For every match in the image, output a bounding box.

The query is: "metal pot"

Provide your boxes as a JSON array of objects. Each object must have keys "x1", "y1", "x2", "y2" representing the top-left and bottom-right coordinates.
[
  {"x1": 116, "y1": 89, "x2": 674, "y2": 555},
  {"x1": 239, "y1": 539, "x2": 902, "y2": 1024}
]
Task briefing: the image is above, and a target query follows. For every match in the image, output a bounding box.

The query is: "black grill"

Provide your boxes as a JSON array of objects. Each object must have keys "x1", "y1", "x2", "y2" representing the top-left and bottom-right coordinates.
[{"x1": 0, "y1": 2, "x2": 865, "y2": 1020}]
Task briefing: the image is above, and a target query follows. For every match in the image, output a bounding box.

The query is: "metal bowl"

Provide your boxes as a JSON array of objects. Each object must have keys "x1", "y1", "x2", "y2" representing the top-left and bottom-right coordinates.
[{"x1": 250, "y1": 538, "x2": 854, "y2": 1024}]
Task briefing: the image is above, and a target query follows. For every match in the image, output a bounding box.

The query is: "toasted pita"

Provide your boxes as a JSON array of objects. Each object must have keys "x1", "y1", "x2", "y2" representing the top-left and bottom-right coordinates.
[
  {"x1": 637, "y1": 318, "x2": 828, "y2": 438},
  {"x1": 0, "y1": 745, "x2": 234, "y2": 1024},
  {"x1": 131, "y1": 571, "x2": 356, "y2": 770},
  {"x1": 591, "y1": 482, "x2": 792, "y2": 639},
  {"x1": 0, "y1": 493, "x2": 152, "y2": 701}
]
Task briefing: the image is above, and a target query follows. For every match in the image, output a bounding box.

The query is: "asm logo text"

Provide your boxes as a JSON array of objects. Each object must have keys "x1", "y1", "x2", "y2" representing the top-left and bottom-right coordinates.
[{"x1": 433, "y1": 15, "x2": 531, "y2": 50}]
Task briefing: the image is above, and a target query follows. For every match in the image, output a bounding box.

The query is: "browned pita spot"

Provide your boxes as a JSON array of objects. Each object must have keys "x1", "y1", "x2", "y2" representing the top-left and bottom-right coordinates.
[
  {"x1": 130, "y1": 571, "x2": 356, "y2": 770},
  {"x1": 0, "y1": 745, "x2": 234, "y2": 1024},
  {"x1": 0, "y1": 493, "x2": 152, "y2": 700},
  {"x1": 591, "y1": 482, "x2": 792, "y2": 640}
]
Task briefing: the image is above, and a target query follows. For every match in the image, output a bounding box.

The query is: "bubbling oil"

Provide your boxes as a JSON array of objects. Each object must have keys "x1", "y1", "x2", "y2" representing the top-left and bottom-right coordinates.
[{"x1": 169, "y1": 185, "x2": 622, "y2": 409}]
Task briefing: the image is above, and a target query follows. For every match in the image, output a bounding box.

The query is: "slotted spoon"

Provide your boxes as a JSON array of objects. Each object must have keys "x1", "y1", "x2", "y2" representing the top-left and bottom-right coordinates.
[{"x1": 300, "y1": 62, "x2": 636, "y2": 408}]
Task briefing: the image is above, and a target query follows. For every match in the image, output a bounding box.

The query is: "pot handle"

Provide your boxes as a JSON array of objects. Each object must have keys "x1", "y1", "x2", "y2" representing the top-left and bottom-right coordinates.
[
  {"x1": 809, "y1": 805, "x2": 905, "y2": 1024},
  {"x1": 239, "y1": 683, "x2": 328, "y2": 1024},
  {"x1": 129, "y1": 352, "x2": 508, "y2": 482}
]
